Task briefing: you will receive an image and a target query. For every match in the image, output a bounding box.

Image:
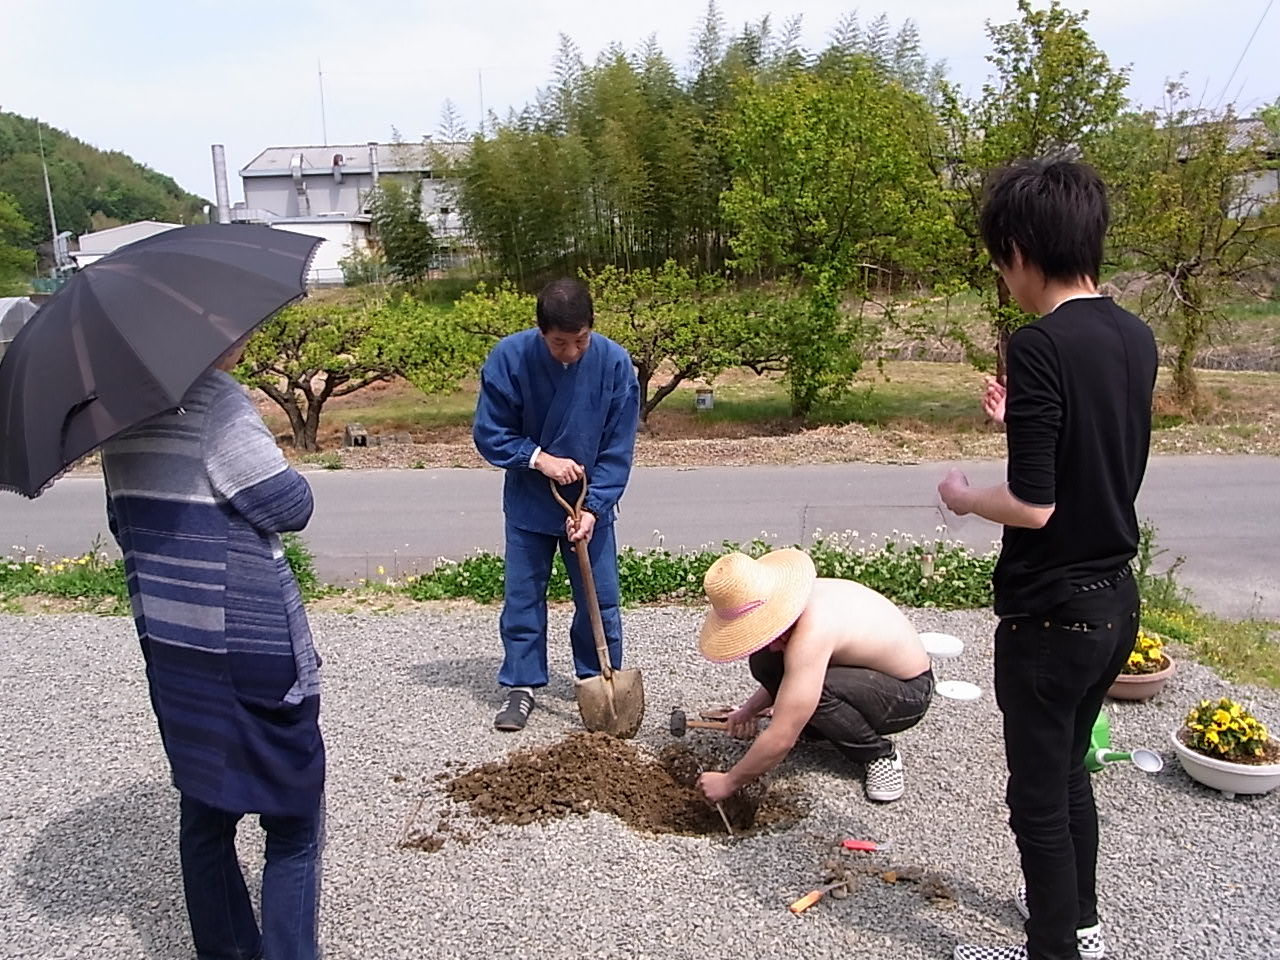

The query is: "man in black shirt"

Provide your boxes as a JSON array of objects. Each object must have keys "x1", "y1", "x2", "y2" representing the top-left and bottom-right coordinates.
[{"x1": 939, "y1": 160, "x2": 1158, "y2": 960}]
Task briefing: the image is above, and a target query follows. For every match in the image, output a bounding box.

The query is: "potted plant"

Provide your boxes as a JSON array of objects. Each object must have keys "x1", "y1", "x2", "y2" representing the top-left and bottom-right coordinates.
[
  {"x1": 1107, "y1": 629, "x2": 1175, "y2": 700},
  {"x1": 1171, "y1": 698, "x2": 1280, "y2": 798}
]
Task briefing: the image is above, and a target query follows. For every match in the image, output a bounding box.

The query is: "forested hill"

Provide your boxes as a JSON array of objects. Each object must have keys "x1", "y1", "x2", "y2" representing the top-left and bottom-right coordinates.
[{"x1": 0, "y1": 112, "x2": 207, "y2": 247}]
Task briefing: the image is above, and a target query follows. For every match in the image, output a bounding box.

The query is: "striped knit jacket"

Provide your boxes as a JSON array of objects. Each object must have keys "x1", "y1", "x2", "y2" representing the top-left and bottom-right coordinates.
[{"x1": 102, "y1": 368, "x2": 324, "y2": 817}]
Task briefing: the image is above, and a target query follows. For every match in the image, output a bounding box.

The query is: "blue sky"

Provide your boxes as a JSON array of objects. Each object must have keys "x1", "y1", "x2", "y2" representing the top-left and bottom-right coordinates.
[{"x1": 3, "y1": 0, "x2": 1276, "y2": 204}]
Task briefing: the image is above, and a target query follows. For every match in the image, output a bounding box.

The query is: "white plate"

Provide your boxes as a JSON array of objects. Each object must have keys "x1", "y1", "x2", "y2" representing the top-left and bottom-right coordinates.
[
  {"x1": 919, "y1": 632, "x2": 964, "y2": 659},
  {"x1": 936, "y1": 680, "x2": 983, "y2": 701}
]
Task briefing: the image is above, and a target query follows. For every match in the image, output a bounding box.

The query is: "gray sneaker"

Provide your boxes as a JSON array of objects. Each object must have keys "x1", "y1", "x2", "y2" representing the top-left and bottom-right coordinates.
[
  {"x1": 494, "y1": 689, "x2": 534, "y2": 732},
  {"x1": 1015, "y1": 881, "x2": 1106, "y2": 959}
]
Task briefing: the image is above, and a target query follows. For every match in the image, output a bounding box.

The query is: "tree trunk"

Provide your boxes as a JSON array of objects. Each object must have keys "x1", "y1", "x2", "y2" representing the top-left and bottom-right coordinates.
[
  {"x1": 994, "y1": 276, "x2": 1013, "y2": 384},
  {"x1": 644, "y1": 369, "x2": 694, "y2": 421},
  {"x1": 1172, "y1": 344, "x2": 1197, "y2": 412},
  {"x1": 301, "y1": 401, "x2": 324, "y2": 453},
  {"x1": 636, "y1": 366, "x2": 654, "y2": 424},
  {"x1": 1172, "y1": 300, "x2": 1204, "y2": 412},
  {"x1": 259, "y1": 383, "x2": 312, "y2": 452}
]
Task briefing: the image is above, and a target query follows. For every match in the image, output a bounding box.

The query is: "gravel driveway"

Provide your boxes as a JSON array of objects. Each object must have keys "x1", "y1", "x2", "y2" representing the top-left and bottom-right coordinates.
[{"x1": 0, "y1": 608, "x2": 1275, "y2": 959}]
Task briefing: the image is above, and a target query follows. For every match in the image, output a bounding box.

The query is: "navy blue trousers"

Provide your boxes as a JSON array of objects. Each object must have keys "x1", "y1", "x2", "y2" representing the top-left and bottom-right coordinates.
[
  {"x1": 179, "y1": 793, "x2": 324, "y2": 960},
  {"x1": 498, "y1": 520, "x2": 623, "y2": 688}
]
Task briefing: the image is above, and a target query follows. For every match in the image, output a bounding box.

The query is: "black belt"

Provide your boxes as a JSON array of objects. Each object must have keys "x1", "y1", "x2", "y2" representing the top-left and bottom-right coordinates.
[{"x1": 1073, "y1": 565, "x2": 1133, "y2": 594}]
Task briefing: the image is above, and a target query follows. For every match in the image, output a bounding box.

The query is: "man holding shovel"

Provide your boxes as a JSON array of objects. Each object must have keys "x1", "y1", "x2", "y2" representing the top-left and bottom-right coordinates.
[
  {"x1": 938, "y1": 160, "x2": 1157, "y2": 960},
  {"x1": 473, "y1": 278, "x2": 640, "y2": 732},
  {"x1": 694, "y1": 549, "x2": 933, "y2": 804}
]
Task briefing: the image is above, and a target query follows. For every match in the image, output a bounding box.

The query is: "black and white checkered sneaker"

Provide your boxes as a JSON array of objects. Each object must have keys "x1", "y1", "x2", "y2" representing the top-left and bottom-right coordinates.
[
  {"x1": 952, "y1": 944, "x2": 1027, "y2": 960},
  {"x1": 1015, "y1": 881, "x2": 1107, "y2": 958},
  {"x1": 864, "y1": 748, "x2": 904, "y2": 802},
  {"x1": 494, "y1": 688, "x2": 535, "y2": 731}
]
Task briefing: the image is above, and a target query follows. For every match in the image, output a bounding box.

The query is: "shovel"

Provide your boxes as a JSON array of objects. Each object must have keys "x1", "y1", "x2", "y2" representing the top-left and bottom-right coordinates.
[{"x1": 551, "y1": 478, "x2": 645, "y2": 739}]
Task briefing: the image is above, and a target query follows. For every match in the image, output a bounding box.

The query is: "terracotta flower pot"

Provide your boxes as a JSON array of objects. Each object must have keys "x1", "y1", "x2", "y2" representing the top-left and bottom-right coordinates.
[
  {"x1": 1171, "y1": 728, "x2": 1280, "y2": 798},
  {"x1": 1108, "y1": 655, "x2": 1175, "y2": 701}
]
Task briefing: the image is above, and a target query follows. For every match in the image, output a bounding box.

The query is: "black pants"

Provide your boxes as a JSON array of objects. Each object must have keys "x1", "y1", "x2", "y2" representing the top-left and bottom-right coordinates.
[
  {"x1": 749, "y1": 649, "x2": 933, "y2": 763},
  {"x1": 995, "y1": 576, "x2": 1139, "y2": 960}
]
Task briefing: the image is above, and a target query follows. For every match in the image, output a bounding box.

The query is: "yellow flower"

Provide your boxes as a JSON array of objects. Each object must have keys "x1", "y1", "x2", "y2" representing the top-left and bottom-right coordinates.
[
  {"x1": 377, "y1": 565, "x2": 385, "y2": 576},
  {"x1": 1213, "y1": 709, "x2": 1231, "y2": 725}
]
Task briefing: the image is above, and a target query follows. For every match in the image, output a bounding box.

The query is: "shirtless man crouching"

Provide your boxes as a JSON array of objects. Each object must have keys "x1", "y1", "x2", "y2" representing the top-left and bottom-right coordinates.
[{"x1": 694, "y1": 549, "x2": 933, "y2": 805}]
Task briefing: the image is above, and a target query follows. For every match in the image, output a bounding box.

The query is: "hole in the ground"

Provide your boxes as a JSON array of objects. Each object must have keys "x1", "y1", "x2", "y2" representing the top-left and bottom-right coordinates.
[{"x1": 405, "y1": 732, "x2": 804, "y2": 849}]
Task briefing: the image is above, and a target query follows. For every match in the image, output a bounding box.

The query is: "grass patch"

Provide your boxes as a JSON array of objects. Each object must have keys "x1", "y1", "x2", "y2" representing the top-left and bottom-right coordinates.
[
  {"x1": 0, "y1": 538, "x2": 128, "y2": 614},
  {"x1": 1220, "y1": 297, "x2": 1280, "y2": 346},
  {"x1": 677, "y1": 363, "x2": 987, "y2": 431},
  {"x1": 1134, "y1": 522, "x2": 1279, "y2": 688},
  {"x1": 398, "y1": 531, "x2": 996, "y2": 610},
  {"x1": 1143, "y1": 606, "x2": 1280, "y2": 689},
  {"x1": 0, "y1": 534, "x2": 326, "y2": 613},
  {"x1": 299, "y1": 452, "x2": 345, "y2": 470}
]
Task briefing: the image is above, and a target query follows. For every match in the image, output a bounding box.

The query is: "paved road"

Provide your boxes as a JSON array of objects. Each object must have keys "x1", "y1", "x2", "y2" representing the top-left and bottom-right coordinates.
[{"x1": 3, "y1": 456, "x2": 1275, "y2": 618}]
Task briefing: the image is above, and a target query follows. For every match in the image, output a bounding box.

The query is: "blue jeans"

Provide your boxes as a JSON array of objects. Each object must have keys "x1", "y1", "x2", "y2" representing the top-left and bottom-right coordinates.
[
  {"x1": 498, "y1": 520, "x2": 623, "y2": 688},
  {"x1": 179, "y1": 793, "x2": 324, "y2": 960}
]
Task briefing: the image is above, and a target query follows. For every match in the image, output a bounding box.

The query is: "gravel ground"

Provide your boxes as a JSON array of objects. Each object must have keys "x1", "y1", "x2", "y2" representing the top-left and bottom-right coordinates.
[{"x1": 1, "y1": 608, "x2": 1277, "y2": 960}]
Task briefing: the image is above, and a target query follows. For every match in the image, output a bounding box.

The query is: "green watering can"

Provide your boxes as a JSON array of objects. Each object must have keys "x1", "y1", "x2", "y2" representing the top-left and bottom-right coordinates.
[{"x1": 1085, "y1": 709, "x2": 1164, "y2": 774}]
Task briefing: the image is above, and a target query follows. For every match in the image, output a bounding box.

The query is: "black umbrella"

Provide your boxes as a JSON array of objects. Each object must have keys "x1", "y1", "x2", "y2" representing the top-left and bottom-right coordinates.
[{"x1": 0, "y1": 223, "x2": 320, "y2": 498}]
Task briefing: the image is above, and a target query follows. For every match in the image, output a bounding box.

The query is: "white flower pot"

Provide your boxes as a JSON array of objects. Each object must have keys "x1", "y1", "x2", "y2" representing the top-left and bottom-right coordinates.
[{"x1": 1170, "y1": 728, "x2": 1280, "y2": 799}]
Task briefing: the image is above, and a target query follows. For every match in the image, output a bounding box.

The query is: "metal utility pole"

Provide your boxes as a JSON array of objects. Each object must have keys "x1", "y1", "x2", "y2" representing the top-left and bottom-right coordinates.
[{"x1": 36, "y1": 120, "x2": 59, "y2": 255}]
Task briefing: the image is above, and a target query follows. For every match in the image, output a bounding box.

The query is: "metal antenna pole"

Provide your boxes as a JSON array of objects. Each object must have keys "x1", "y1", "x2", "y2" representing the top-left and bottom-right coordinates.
[{"x1": 319, "y1": 59, "x2": 329, "y2": 145}]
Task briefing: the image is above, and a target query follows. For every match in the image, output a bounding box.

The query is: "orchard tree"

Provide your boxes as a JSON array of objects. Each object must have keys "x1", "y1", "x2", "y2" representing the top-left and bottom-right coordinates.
[
  {"x1": 237, "y1": 296, "x2": 476, "y2": 451},
  {"x1": 721, "y1": 62, "x2": 957, "y2": 416},
  {"x1": 1099, "y1": 87, "x2": 1280, "y2": 410},
  {"x1": 449, "y1": 281, "x2": 536, "y2": 341},
  {"x1": 935, "y1": 0, "x2": 1129, "y2": 373},
  {"x1": 590, "y1": 261, "x2": 787, "y2": 422}
]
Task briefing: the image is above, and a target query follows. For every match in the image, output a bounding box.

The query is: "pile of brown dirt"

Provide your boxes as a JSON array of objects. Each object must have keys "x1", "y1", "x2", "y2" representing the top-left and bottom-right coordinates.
[{"x1": 439, "y1": 732, "x2": 803, "y2": 838}]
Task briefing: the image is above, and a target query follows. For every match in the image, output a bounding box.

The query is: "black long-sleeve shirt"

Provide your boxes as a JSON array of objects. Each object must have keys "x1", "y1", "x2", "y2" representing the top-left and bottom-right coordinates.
[{"x1": 993, "y1": 297, "x2": 1158, "y2": 617}]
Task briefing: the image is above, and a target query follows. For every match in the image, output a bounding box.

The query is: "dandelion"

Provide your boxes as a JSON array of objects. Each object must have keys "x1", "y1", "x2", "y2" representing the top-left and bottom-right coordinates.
[{"x1": 377, "y1": 565, "x2": 385, "y2": 576}]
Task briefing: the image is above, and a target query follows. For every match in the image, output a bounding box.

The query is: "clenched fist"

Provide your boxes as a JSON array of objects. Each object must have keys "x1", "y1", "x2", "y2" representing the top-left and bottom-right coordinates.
[{"x1": 536, "y1": 454, "x2": 584, "y2": 486}]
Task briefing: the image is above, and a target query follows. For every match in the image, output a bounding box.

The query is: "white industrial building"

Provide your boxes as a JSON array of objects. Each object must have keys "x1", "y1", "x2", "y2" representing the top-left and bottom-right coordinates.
[
  {"x1": 210, "y1": 141, "x2": 468, "y2": 285},
  {"x1": 70, "y1": 220, "x2": 182, "y2": 270}
]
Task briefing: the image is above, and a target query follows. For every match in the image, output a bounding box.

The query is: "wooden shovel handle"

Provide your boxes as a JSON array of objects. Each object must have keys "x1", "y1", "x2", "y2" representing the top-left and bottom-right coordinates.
[
  {"x1": 550, "y1": 478, "x2": 613, "y2": 682},
  {"x1": 548, "y1": 477, "x2": 587, "y2": 518}
]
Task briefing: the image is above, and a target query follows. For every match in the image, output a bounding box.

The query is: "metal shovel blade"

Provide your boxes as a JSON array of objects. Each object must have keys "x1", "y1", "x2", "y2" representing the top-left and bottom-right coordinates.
[{"x1": 575, "y1": 667, "x2": 646, "y2": 739}]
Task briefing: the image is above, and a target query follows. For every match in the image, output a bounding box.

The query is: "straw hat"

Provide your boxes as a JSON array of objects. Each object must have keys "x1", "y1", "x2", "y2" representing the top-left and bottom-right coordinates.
[{"x1": 698, "y1": 549, "x2": 817, "y2": 663}]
